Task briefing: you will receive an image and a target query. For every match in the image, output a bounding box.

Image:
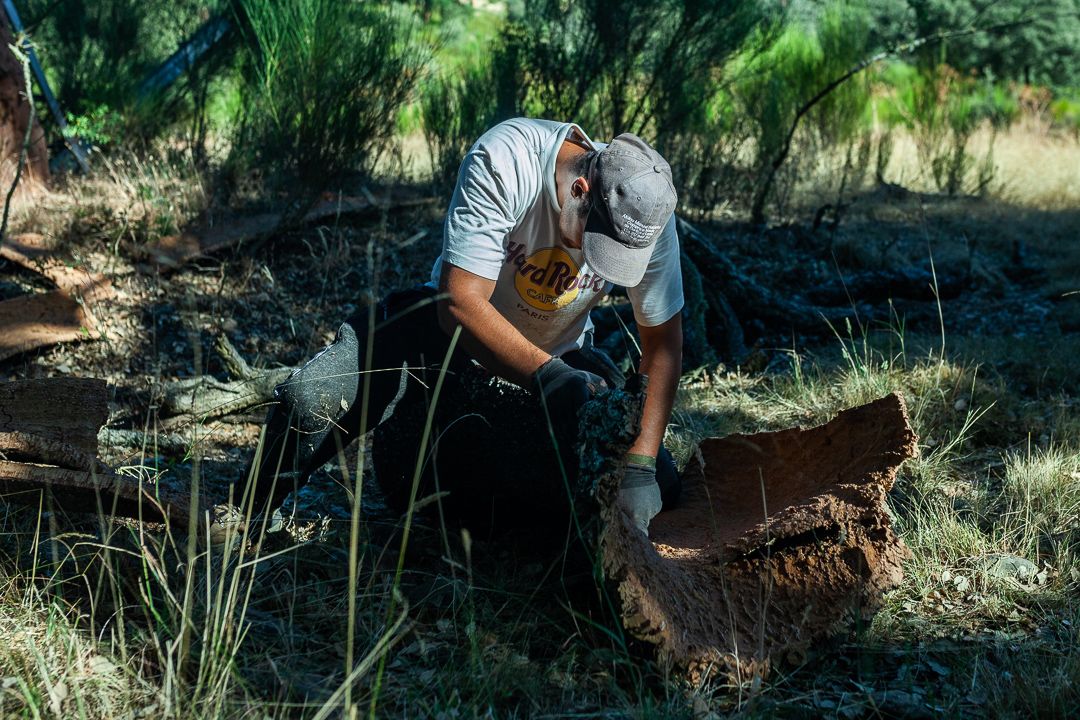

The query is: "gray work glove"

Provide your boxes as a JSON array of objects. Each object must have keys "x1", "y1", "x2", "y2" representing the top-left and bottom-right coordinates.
[
  {"x1": 532, "y1": 357, "x2": 606, "y2": 423},
  {"x1": 620, "y1": 462, "x2": 663, "y2": 535}
]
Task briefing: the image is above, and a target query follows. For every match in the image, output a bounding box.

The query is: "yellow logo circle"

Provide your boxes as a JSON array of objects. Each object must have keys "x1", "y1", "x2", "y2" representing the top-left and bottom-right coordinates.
[{"x1": 514, "y1": 247, "x2": 581, "y2": 311}]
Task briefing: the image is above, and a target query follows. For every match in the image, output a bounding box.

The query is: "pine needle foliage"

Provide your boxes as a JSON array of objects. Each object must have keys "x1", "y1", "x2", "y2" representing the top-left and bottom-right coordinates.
[{"x1": 232, "y1": 0, "x2": 429, "y2": 191}]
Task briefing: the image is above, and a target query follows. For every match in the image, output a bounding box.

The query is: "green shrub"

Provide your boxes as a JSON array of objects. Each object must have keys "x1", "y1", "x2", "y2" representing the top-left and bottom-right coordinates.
[
  {"x1": 732, "y1": 2, "x2": 875, "y2": 221},
  {"x1": 418, "y1": 6, "x2": 506, "y2": 193},
  {"x1": 867, "y1": 0, "x2": 1080, "y2": 88},
  {"x1": 491, "y1": 0, "x2": 761, "y2": 144},
  {"x1": 231, "y1": 0, "x2": 429, "y2": 193},
  {"x1": 22, "y1": 0, "x2": 211, "y2": 142},
  {"x1": 420, "y1": 58, "x2": 500, "y2": 194},
  {"x1": 64, "y1": 104, "x2": 124, "y2": 148},
  {"x1": 417, "y1": 0, "x2": 762, "y2": 209},
  {"x1": 662, "y1": 87, "x2": 755, "y2": 218},
  {"x1": 1050, "y1": 94, "x2": 1080, "y2": 138},
  {"x1": 879, "y1": 62, "x2": 1020, "y2": 195}
]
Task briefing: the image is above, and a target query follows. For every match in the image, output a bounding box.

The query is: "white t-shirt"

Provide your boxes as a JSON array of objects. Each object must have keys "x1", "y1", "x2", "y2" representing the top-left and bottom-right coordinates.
[{"x1": 429, "y1": 118, "x2": 684, "y2": 357}]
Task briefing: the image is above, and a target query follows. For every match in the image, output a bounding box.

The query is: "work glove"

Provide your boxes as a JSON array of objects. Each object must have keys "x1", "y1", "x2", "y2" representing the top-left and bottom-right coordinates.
[
  {"x1": 619, "y1": 460, "x2": 663, "y2": 535},
  {"x1": 532, "y1": 357, "x2": 606, "y2": 424}
]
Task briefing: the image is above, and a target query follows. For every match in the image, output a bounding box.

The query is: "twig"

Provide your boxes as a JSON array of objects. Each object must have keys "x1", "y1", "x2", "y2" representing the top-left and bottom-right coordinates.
[
  {"x1": 0, "y1": 36, "x2": 35, "y2": 252},
  {"x1": 214, "y1": 333, "x2": 255, "y2": 380}
]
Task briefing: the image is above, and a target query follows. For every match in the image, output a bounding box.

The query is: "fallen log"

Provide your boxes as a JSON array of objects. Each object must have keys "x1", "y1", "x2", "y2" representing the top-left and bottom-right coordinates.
[
  {"x1": 804, "y1": 265, "x2": 966, "y2": 305},
  {"x1": 0, "y1": 459, "x2": 195, "y2": 525},
  {"x1": 144, "y1": 196, "x2": 439, "y2": 269},
  {"x1": 0, "y1": 430, "x2": 110, "y2": 474},
  {"x1": 677, "y1": 218, "x2": 872, "y2": 359},
  {"x1": 0, "y1": 377, "x2": 200, "y2": 526},
  {"x1": 151, "y1": 336, "x2": 289, "y2": 420},
  {"x1": 157, "y1": 371, "x2": 288, "y2": 420}
]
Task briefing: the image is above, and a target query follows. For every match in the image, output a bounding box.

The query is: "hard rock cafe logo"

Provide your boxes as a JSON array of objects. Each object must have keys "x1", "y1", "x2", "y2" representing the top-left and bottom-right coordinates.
[{"x1": 505, "y1": 242, "x2": 606, "y2": 312}]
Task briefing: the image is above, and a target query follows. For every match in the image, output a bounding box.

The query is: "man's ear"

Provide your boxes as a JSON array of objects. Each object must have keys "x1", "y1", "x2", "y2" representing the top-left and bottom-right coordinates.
[{"x1": 571, "y1": 176, "x2": 590, "y2": 199}]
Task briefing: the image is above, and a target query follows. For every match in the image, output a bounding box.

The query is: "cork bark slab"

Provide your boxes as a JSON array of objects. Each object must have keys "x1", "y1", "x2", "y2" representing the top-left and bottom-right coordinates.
[
  {"x1": 601, "y1": 393, "x2": 918, "y2": 682},
  {"x1": 0, "y1": 233, "x2": 113, "y2": 361},
  {"x1": 0, "y1": 378, "x2": 197, "y2": 526},
  {"x1": 0, "y1": 377, "x2": 107, "y2": 453}
]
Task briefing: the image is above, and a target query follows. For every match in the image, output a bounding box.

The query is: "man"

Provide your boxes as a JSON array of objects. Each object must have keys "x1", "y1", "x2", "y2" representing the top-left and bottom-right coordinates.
[{"x1": 240, "y1": 118, "x2": 683, "y2": 537}]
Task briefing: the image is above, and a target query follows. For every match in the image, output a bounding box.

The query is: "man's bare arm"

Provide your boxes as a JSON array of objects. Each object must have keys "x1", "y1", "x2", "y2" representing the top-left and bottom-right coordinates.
[
  {"x1": 628, "y1": 313, "x2": 682, "y2": 458},
  {"x1": 437, "y1": 261, "x2": 551, "y2": 387}
]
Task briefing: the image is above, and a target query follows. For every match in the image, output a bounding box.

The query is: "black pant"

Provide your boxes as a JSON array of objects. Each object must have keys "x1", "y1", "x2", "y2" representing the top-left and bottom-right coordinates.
[{"x1": 246, "y1": 286, "x2": 680, "y2": 514}]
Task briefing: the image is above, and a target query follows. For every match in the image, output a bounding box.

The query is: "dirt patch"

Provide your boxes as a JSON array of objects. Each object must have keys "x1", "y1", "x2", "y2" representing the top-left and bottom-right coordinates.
[{"x1": 603, "y1": 393, "x2": 917, "y2": 682}]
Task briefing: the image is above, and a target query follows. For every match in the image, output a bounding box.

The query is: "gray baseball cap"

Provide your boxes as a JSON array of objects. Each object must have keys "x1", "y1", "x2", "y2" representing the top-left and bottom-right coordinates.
[{"x1": 582, "y1": 133, "x2": 677, "y2": 288}]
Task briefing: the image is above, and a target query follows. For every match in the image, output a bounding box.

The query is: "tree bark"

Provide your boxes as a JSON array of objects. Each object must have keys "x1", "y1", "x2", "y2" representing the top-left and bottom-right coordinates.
[
  {"x1": 0, "y1": 378, "x2": 108, "y2": 454},
  {"x1": 0, "y1": 9, "x2": 47, "y2": 185}
]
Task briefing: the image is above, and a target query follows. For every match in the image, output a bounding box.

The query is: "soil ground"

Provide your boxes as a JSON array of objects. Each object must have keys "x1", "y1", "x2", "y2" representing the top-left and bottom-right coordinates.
[{"x1": 0, "y1": 142, "x2": 1078, "y2": 716}]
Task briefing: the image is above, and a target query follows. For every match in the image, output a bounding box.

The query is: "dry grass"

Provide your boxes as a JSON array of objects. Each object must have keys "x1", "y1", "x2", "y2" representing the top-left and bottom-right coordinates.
[
  {"x1": 673, "y1": 329, "x2": 1080, "y2": 716},
  {"x1": 883, "y1": 124, "x2": 1080, "y2": 211},
  {"x1": 14, "y1": 152, "x2": 206, "y2": 244},
  {"x1": 0, "y1": 115, "x2": 1078, "y2": 717},
  {"x1": 2, "y1": 309, "x2": 1078, "y2": 718}
]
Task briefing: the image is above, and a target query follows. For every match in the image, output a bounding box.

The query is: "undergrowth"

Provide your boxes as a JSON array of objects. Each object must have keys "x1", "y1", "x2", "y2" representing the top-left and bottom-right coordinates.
[{"x1": 2, "y1": 313, "x2": 1077, "y2": 716}]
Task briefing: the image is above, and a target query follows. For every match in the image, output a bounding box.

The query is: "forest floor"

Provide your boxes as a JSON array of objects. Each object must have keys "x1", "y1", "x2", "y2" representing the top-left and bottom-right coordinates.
[{"x1": 0, "y1": 139, "x2": 1078, "y2": 717}]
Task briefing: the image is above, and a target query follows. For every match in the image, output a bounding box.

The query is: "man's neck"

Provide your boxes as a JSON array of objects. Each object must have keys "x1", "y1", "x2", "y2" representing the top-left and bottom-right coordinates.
[{"x1": 554, "y1": 139, "x2": 589, "y2": 210}]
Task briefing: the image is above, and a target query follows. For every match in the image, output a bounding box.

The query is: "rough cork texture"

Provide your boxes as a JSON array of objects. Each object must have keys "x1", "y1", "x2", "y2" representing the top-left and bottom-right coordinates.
[
  {"x1": 374, "y1": 373, "x2": 917, "y2": 681},
  {"x1": 602, "y1": 393, "x2": 918, "y2": 682}
]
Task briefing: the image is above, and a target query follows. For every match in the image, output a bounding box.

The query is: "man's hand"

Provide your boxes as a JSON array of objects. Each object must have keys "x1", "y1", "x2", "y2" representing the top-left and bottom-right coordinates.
[
  {"x1": 619, "y1": 461, "x2": 662, "y2": 535},
  {"x1": 533, "y1": 357, "x2": 605, "y2": 423}
]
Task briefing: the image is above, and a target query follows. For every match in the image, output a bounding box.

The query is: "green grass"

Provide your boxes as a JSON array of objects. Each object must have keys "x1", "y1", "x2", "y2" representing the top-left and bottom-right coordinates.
[
  {"x1": 3, "y1": 49, "x2": 1079, "y2": 712},
  {"x1": 3, "y1": 317, "x2": 1077, "y2": 716}
]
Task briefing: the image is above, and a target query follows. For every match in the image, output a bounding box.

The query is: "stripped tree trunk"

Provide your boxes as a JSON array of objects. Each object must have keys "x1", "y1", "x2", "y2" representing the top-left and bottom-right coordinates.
[{"x1": 0, "y1": 8, "x2": 47, "y2": 185}]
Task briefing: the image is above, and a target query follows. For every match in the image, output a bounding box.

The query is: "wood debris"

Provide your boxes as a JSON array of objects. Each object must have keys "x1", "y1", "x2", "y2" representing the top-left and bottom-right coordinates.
[
  {"x1": 144, "y1": 195, "x2": 439, "y2": 269},
  {"x1": 0, "y1": 233, "x2": 113, "y2": 361},
  {"x1": 0, "y1": 377, "x2": 199, "y2": 526}
]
